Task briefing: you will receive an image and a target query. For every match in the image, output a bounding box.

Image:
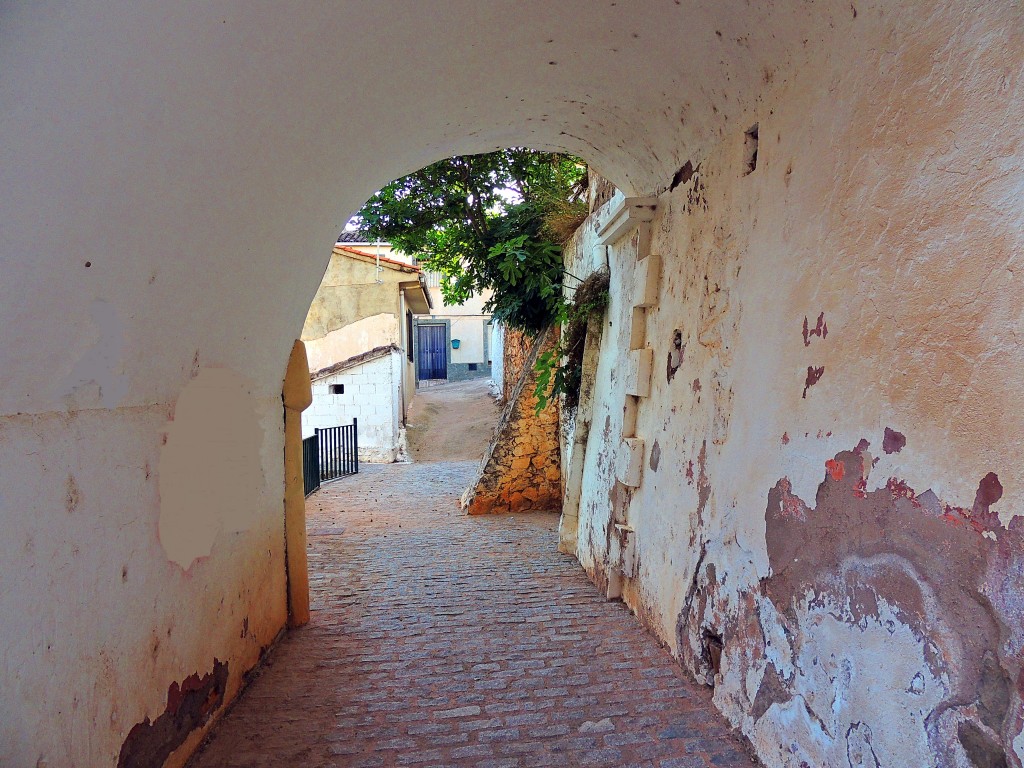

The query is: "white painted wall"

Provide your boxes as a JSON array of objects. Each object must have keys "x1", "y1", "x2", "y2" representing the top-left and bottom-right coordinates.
[
  {"x1": 302, "y1": 352, "x2": 402, "y2": 463},
  {"x1": 490, "y1": 322, "x2": 506, "y2": 394},
  {"x1": 449, "y1": 315, "x2": 487, "y2": 364},
  {"x1": 564, "y1": 8, "x2": 1024, "y2": 758}
]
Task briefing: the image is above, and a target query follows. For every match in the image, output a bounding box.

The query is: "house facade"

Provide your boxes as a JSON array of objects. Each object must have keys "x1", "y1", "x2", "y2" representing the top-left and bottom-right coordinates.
[
  {"x1": 411, "y1": 281, "x2": 495, "y2": 384},
  {"x1": 300, "y1": 243, "x2": 430, "y2": 461},
  {"x1": 338, "y1": 233, "x2": 496, "y2": 384}
]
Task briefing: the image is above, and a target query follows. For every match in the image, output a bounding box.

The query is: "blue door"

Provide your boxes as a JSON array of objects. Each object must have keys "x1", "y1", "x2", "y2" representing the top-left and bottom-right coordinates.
[{"x1": 417, "y1": 324, "x2": 447, "y2": 380}]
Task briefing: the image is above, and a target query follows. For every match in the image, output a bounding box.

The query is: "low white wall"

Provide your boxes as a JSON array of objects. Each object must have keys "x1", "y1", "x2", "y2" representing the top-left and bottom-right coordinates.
[
  {"x1": 490, "y1": 322, "x2": 505, "y2": 395},
  {"x1": 302, "y1": 352, "x2": 401, "y2": 463}
]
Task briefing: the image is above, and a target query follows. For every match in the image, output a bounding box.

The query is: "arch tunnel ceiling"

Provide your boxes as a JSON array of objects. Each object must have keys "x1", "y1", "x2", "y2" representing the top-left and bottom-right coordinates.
[{"x1": 3, "y1": 0, "x2": 851, "y2": 410}]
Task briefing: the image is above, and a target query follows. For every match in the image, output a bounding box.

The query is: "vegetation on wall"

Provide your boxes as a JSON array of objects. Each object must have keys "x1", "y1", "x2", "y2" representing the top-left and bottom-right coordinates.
[
  {"x1": 356, "y1": 149, "x2": 587, "y2": 333},
  {"x1": 356, "y1": 148, "x2": 597, "y2": 410},
  {"x1": 533, "y1": 268, "x2": 610, "y2": 413}
]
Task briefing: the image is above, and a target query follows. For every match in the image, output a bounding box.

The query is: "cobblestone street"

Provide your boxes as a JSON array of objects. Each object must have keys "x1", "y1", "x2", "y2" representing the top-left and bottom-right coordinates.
[{"x1": 190, "y1": 460, "x2": 754, "y2": 768}]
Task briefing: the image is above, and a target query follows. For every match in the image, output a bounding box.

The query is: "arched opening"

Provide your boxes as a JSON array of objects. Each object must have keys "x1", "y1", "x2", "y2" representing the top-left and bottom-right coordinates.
[{"x1": 2, "y1": 3, "x2": 1023, "y2": 768}]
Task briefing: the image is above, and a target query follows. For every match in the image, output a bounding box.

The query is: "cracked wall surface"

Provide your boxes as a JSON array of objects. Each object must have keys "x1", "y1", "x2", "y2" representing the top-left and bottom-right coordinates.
[{"x1": 567, "y1": 4, "x2": 1024, "y2": 764}]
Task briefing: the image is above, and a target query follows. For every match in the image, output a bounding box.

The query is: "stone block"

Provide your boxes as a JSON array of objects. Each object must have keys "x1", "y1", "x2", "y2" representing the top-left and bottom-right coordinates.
[
  {"x1": 616, "y1": 438, "x2": 644, "y2": 487},
  {"x1": 629, "y1": 307, "x2": 646, "y2": 350},
  {"x1": 625, "y1": 348, "x2": 653, "y2": 398},
  {"x1": 511, "y1": 456, "x2": 531, "y2": 471},
  {"x1": 621, "y1": 396, "x2": 638, "y2": 439},
  {"x1": 633, "y1": 254, "x2": 661, "y2": 308}
]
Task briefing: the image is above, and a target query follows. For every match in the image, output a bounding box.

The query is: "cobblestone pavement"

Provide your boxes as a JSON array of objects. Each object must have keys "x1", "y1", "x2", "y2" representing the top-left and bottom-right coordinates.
[{"x1": 191, "y1": 462, "x2": 755, "y2": 768}]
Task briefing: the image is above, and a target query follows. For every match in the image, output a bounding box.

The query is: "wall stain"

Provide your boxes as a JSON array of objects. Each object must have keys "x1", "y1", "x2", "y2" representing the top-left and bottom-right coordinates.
[
  {"x1": 649, "y1": 440, "x2": 661, "y2": 472},
  {"x1": 882, "y1": 427, "x2": 906, "y2": 454},
  {"x1": 825, "y1": 458, "x2": 845, "y2": 481},
  {"x1": 667, "y1": 330, "x2": 684, "y2": 382},
  {"x1": 802, "y1": 312, "x2": 828, "y2": 346},
  {"x1": 669, "y1": 160, "x2": 696, "y2": 192},
  {"x1": 65, "y1": 475, "x2": 80, "y2": 514},
  {"x1": 117, "y1": 660, "x2": 228, "y2": 768},
  {"x1": 802, "y1": 365, "x2": 825, "y2": 398}
]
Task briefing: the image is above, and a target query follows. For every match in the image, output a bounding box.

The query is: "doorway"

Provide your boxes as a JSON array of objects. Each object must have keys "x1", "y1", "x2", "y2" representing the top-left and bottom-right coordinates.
[{"x1": 417, "y1": 323, "x2": 448, "y2": 381}]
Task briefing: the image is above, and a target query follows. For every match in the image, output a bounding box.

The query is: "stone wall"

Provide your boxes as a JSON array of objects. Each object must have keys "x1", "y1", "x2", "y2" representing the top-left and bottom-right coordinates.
[
  {"x1": 461, "y1": 329, "x2": 561, "y2": 515},
  {"x1": 500, "y1": 328, "x2": 533, "y2": 403}
]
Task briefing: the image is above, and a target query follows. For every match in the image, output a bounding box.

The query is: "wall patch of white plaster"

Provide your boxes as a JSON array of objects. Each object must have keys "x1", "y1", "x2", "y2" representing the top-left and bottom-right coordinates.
[{"x1": 158, "y1": 368, "x2": 265, "y2": 569}]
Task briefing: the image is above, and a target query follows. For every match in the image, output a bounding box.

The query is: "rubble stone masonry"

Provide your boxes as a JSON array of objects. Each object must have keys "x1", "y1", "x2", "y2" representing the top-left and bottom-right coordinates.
[{"x1": 462, "y1": 329, "x2": 561, "y2": 515}]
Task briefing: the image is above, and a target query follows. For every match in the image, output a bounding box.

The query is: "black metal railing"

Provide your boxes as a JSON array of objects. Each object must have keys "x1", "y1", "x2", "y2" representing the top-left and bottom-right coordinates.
[
  {"x1": 302, "y1": 420, "x2": 359, "y2": 497},
  {"x1": 302, "y1": 435, "x2": 320, "y2": 497},
  {"x1": 316, "y1": 419, "x2": 358, "y2": 483}
]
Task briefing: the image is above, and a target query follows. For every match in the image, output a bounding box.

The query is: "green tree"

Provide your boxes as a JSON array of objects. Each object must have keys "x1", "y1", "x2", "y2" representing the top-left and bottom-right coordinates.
[{"x1": 355, "y1": 149, "x2": 587, "y2": 333}]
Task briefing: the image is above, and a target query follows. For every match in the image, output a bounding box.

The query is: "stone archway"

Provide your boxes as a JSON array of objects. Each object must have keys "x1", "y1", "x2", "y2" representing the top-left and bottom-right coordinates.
[{"x1": 1, "y1": 2, "x2": 1022, "y2": 767}]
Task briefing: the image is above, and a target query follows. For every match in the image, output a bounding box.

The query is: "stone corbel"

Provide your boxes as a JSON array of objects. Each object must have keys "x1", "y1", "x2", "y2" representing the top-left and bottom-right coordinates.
[
  {"x1": 625, "y1": 348, "x2": 654, "y2": 398},
  {"x1": 596, "y1": 196, "x2": 659, "y2": 247},
  {"x1": 633, "y1": 253, "x2": 661, "y2": 308}
]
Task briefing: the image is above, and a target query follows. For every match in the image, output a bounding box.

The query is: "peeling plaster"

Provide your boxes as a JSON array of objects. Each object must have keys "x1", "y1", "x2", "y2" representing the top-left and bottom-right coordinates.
[{"x1": 118, "y1": 660, "x2": 228, "y2": 768}]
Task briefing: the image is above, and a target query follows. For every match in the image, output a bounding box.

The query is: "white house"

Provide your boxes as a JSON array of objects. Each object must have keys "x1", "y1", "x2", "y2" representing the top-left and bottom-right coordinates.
[{"x1": 302, "y1": 344, "x2": 406, "y2": 463}]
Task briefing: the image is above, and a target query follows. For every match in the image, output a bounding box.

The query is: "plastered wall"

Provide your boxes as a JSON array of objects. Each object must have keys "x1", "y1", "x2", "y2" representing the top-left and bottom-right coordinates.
[
  {"x1": 304, "y1": 313, "x2": 400, "y2": 374},
  {"x1": 0, "y1": 380, "x2": 288, "y2": 768},
  {"x1": 302, "y1": 253, "x2": 409, "y2": 345},
  {"x1": 566, "y1": 6, "x2": 1024, "y2": 765}
]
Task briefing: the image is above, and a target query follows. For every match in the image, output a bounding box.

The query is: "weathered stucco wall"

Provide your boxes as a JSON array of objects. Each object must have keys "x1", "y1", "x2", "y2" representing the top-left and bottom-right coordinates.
[
  {"x1": 567, "y1": 6, "x2": 1024, "y2": 766},
  {"x1": 0, "y1": 383, "x2": 288, "y2": 768},
  {"x1": 304, "y1": 313, "x2": 400, "y2": 374},
  {"x1": 302, "y1": 252, "x2": 412, "y2": 343}
]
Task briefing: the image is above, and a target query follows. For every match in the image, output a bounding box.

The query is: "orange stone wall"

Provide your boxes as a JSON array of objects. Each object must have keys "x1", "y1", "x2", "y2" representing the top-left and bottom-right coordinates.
[
  {"x1": 462, "y1": 329, "x2": 561, "y2": 515},
  {"x1": 500, "y1": 328, "x2": 532, "y2": 403}
]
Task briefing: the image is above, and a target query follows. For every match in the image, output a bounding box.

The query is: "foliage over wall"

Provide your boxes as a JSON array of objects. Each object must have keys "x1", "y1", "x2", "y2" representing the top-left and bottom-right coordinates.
[
  {"x1": 534, "y1": 268, "x2": 610, "y2": 413},
  {"x1": 356, "y1": 149, "x2": 587, "y2": 333}
]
